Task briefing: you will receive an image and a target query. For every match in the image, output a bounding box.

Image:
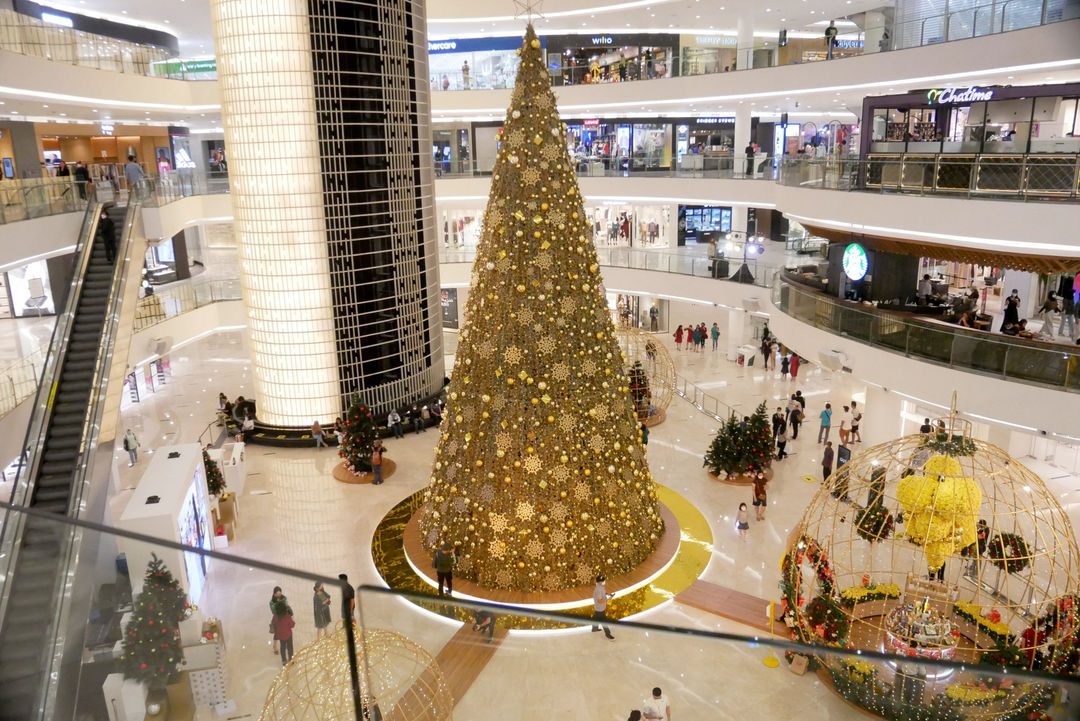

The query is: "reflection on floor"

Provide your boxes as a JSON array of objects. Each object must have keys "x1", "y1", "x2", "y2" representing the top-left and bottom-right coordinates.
[{"x1": 97, "y1": 328, "x2": 1079, "y2": 720}]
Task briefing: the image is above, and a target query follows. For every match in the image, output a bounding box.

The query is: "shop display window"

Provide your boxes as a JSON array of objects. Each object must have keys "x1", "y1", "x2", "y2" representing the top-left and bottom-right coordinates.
[{"x1": 7, "y1": 259, "x2": 55, "y2": 317}]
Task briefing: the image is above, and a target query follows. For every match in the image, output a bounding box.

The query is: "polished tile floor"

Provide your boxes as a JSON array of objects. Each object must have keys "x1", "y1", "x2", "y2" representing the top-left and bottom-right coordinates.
[{"x1": 99, "y1": 327, "x2": 1079, "y2": 720}]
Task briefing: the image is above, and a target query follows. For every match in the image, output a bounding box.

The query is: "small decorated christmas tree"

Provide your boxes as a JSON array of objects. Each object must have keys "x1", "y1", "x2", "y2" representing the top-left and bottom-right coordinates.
[
  {"x1": 627, "y1": 361, "x2": 651, "y2": 421},
  {"x1": 338, "y1": 396, "x2": 379, "y2": 475},
  {"x1": 203, "y1": 450, "x2": 225, "y2": 496},
  {"x1": 122, "y1": 554, "x2": 190, "y2": 689},
  {"x1": 703, "y1": 402, "x2": 774, "y2": 477}
]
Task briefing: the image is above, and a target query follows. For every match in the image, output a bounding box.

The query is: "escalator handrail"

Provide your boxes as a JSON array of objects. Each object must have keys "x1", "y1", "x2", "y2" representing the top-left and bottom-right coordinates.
[
  {"x1": 33, "y1": 182, "x2": 148, "y2": 719},
  {"x1": 0, "y1": 193, "x2": 103, "y2": 594}
]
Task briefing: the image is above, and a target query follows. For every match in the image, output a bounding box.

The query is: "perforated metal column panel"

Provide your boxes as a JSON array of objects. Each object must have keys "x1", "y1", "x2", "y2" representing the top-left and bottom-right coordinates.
[
  {"x1": 211, "y1": 0, "x2": 341, "y2": 427},
  {"x1": 308, "y1": 0, "x2": 443, "y2": 414},
  {"x1": 210, "y1": 0, "x2": 442, "y2": 424}
]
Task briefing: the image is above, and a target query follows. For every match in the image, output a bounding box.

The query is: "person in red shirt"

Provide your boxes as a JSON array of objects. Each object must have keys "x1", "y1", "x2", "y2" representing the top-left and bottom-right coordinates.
[
  {"x1": 673, "y1": 325, "x2": 684, "y2": 350},
  {"x1": 272, "y1": 601, "x2": 296, "y2": 665}
]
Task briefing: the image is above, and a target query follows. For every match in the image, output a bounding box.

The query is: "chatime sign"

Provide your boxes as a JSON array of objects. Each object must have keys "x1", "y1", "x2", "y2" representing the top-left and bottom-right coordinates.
[{"x1": 925, "y1": 86, "x2": 994, "y2": 105}]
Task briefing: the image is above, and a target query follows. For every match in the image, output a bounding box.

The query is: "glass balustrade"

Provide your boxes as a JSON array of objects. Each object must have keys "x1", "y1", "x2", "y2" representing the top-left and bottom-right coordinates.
[
  {"x1": 1, "y1": 500, "x2": 1079, "y2": 721},
  {"x1": 775, "y1": 276, "x2": 1080, "y2": 392}
]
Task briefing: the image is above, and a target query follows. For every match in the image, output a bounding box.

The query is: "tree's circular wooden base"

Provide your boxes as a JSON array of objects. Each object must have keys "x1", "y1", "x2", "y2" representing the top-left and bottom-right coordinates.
[
  {"x1": 333, "y1": 458, "x2": 397, "y2": 485},
  {"x1": 708, "y1": 465, "x2": 775, "y2": 486},
  {"x1": 401, "y1": 503, "x2": 680, "y2": 608}
]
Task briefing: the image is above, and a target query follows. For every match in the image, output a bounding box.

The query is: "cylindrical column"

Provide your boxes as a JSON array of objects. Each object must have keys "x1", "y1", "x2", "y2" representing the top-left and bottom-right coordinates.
[
  {"x1": 211, "y1": 0, "x2": 444, "y2": 425},
  {"x1": 736, "y1": 17, "x2": 755, "y2": 71},
  {"x1": 210, "y1": 0, "x2": 339, "y2": 426},
  {"x1": 726, "y1": 308, "x2": 746, "y2": 362},
  {"x1": 735, "y1": 104, "x2": 752, "y2": 179}
]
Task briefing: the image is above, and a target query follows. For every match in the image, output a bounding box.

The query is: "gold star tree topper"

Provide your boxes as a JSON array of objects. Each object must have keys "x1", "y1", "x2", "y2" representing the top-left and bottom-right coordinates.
[{"x1": 418, "y1": 25, "x2": 664, "y2": 592}]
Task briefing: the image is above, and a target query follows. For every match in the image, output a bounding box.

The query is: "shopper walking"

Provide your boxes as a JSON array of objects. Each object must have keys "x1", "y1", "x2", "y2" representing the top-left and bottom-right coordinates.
[
  {"x1": 789, "y1": 354, "x2": 800, "y2": 378},
  {"x1": 122, "y1": 428, "x2": 139, "y2": 466},
  {"x1": 124, "y1": 154, "x2": 145, "y2": 186},
  {"x1": 311, "y1": 420, "x2": 325, "y2": 447},
  {"x1": 780, "y1": 354, "x2": 790, "y2": 379},
  {"x1": 1001, "y1": 289, "x2": 1021, "y2": 332},
  {"x1": 313, "y1": 582, "x2": 332, "y2": 639},
  {"x1": 822, "y1": 441, "x2": 835, "y2": 482},
  {"x1": 673, "y1": 325, "x2": 684, "y2": 350},
  {"x1": 691, "y1": 325, "x2": 702, "y2": 353},
  {"x1": 388, "y1": 409, "x2": 404, "y2": 439},
  {"x1": 642, "y1": 688, "x2": 671, "y2": 721},
  {"x1": 789, "y1": 403, "x2": 803, "y2": 440},
  {"x1": 269, "y1": 586, "x2": 285, "y2": 654},
  {"x1": 591, "y1": 574, "x2": 615, "y2": 640},
  {"x1": 839, "y1": 405, "x2": 852, "y2": 446},
  {"x1": 744, "y1": 141, "x2": 755, "y2": 177},
  {"x1": 760, "y1": 336, "x2": 771, "y2": 370},
  {"x1": 434, "y1": 543, "x2": 456, "y2": 597},
  {"x1": 736, "y1": 502, "x2": 749, "y2": 539},
  {"x1": 371, "y1": 441, "x2": 384, "y2": 485},
  {"x1": 1059, "y1": 291, "x2": 1077, "y2": 341},
  {"x1": 772, "y1": 407, "x2": 785, "y2": 439},
  {"x1": 98, "y1": 209, "x2": 116, "y2": 263},
  {"x1": 825, "y1": 20, "x2": 839, "y2": 59},
  {"x1": 851, "y1": 401, "x2": 863, "y2": 443},
  {"x1": 1038, "y1": 293, "x2": 1061, "y2": 340},
  {"x1": 753, "y1": 480, "x2": 769, "y2": 521},
  {"x1": 272, "y1": 599, "x2": 296, "y2": 666},
  {"x1": 776, "y1": 422, "x2": 789, "y2": 461},
  {"x1": 74, "y1": 161, "x2": 90, "y2": 199},
  {"x1": 817, "y1": 404, "x2": 833, "y2": 444},
  {"x1": 710, "y1": 322, "x2": 720, "y2": 350},
  {"x1": 339, "y1": 573, "x2": 355, "y2": 621}
]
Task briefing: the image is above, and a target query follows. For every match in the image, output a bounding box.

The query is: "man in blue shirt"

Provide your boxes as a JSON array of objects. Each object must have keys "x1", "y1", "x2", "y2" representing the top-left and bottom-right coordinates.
[
  {"x1": 124, "y1": 155, "x2": 145, "y2": 185},
  {"x1": 818, "y1": 403, "x2": 833, "y2": 444}
]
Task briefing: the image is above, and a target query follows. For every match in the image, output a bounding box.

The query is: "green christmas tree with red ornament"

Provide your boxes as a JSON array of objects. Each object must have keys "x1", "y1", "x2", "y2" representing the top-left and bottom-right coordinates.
[
  {"x1": 627, "y1": 361, "x2": 651, "y2": 421},
  {"x1": 121, "y1": 554, "x2": 191, "y2": 689},
  {"x1": 339, "y1": 395, "x2": 380, "y2": 475},
  {"x1": 203, "y1": 449, "x2": 225, "y2": 496},
  {"x1": 704, "y1": 401, "x2": 774, "y2": 478}
]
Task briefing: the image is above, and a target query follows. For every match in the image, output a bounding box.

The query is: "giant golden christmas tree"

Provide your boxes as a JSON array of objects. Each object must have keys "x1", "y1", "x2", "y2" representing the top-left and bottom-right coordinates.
[{"x1": 418, "y1": 26, "x2": 664, "y2": 592}]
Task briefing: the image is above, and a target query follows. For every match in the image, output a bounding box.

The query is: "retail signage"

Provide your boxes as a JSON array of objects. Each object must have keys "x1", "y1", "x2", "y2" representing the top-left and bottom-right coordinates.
[
  {"x1": 693, "y1": 35, "x2": 737, "y2": 47},
  {"x1": 41, "y1": 12, "x2": 74, "y2": 28},
  {"x1": 842, "y1": 243, "x2": 869, "y2": 281},
  {"x1": 694, "y1": 117, "x2": 735, "y2": 125},
  {"x1": 427, "y1": 36, "x2": 544, "y2": 54},
  {"x1": 99, "y1": 124, "x2": 114, "y2": 136},
  {"x1": 582, "y1": 119, "x2": 601, "y2": 126},
  {"x1": 926, "y1": 86, "x2": 994, "y2": 105},
  {"x1": 591, "y1": 36, "x2": 615, "y2": 45},
  {"x1": 834, "y1": 39, "x2": 864, "y2": 49},
  {"x1": 150, "y1": 59, "x2": 217, "y2": 76}
]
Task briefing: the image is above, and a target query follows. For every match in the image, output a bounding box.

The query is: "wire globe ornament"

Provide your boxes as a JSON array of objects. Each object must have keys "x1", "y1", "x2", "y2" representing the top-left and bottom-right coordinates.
[
  {"x1": 259, "y1": 624, "x2": 453, "y2": 721},
  {"x1": 614, "y1": 324, "x2": 675, "y2": 424},
  {"x1": 780, "y1": 410, "x2": 1080, "y2": 720}
]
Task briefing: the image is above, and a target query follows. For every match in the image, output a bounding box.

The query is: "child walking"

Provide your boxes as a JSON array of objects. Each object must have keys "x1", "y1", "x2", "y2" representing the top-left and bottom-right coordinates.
[{"x1": 736, "y1": 502, "x2": 750, "y2": 540}]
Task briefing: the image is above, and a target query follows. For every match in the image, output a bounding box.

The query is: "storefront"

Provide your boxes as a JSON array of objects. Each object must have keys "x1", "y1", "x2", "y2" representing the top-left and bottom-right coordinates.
[
  {"x1": 862, "y1": 83, "x2": 1080, "y2": 156},
  {"x1": 547, "y1": 33, "x2": 679, "y2": 86},
  {"x1": 431, "y1": 124, "x2": 472, "y2": 175},
  {"x1": 673, "y1": 116, "x2": 736, "y2": 167},
  {"x1": 36, "y1": 122, "x2": 171, "y2": 186},
  {"x1": 678, "y1": 35, "x2": 738, "y2": 76},
  {"x1": 587, "y1": 203, "x2": 671, "y2": 248},
  {"x1": 428, "y1": 36, "x2": 535, "y2": 91},
  {"x1": 677, "y1": 205, "x2": 732, "y2": 246},
  {"x1": 0, "y1": 255, "x2": 74, "y2": 318},
  {"x1": 606, "y1": 292, "x2": 670, "y2": 332}
]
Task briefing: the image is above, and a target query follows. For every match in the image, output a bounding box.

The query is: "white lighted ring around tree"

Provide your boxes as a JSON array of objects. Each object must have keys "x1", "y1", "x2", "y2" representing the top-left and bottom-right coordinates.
[{"x1": 209, "y1": 0, "x2": 339, "y2": 426}]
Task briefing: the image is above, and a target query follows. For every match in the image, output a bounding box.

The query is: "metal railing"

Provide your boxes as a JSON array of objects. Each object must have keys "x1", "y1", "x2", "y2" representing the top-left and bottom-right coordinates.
[
  {"x1": 778, "y1": 154, "x2": 1080, "y2": 200},
  {"x1": 657, "y1": 375, "x2": 738, "y2": 421},
  {"x1": 132, "y1": 277, "x2": 242, "y2": 332},
  {"x1": 774, "y1": 276, "x2": 1080, "y2": 393},
  {"x1": 441, "y1": 247, "x2": 784, "y2": 290},
  {"x1": 435, "y1": 153, "x2": 778, "y2": 180}
]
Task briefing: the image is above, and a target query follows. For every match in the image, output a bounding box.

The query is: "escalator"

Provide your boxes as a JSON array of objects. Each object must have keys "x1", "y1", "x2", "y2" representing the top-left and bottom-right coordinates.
[{"x1": 0, "y1": 195, "x2": 143, "y2": 720}]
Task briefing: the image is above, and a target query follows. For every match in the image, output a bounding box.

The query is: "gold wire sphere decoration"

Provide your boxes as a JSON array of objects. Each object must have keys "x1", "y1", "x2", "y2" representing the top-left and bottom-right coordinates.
[
  {"x1": 259, "y1": 624, "x2": 453, "y2": 721},
  {"x1": 780, "y1": 408, "x2": 1080, "y2": 720},
  {"x1": 614, "y1": 323, "x2": 676, "y2": 424}
]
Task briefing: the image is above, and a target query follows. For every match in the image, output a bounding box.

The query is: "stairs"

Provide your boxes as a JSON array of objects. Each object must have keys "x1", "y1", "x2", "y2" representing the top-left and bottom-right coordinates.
[{"x1": 0, "y1": 203, "x2": 126, "y2": 721}]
